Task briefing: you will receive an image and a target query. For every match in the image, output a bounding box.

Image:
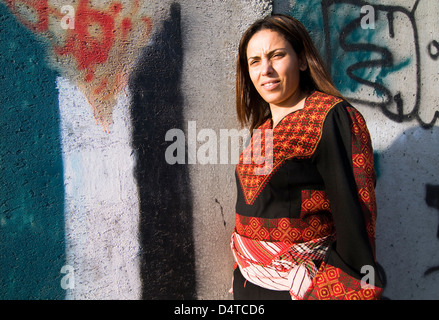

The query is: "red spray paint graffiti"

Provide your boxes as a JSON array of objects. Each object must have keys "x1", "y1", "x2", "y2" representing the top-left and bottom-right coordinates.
[{"x1": 4, "y1": 0, "x2": 153, "y2": 130}]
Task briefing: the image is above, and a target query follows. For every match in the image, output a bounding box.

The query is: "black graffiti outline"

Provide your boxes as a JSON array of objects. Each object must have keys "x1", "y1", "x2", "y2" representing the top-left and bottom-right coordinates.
[
  {"x1": 322, "y1": 0, "x2": 439, "y2": 129},
  {"x1": 427, "y1": 40, "x2": 439, "y2": 61},
  {"x1": 425, "y1": 184, "x2": 439, "y2": 277}
]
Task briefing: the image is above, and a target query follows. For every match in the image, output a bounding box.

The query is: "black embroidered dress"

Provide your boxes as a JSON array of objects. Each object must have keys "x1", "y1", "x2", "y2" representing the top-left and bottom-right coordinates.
[{"x1": 232, "y1": 91, "x2": 383, "y2": 300}]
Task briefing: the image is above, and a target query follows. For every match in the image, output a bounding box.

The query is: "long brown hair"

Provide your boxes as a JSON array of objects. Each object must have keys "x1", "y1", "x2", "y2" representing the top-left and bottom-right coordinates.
[{"x1": 236, "y1": 14, "x2": 343, "y2": 131}]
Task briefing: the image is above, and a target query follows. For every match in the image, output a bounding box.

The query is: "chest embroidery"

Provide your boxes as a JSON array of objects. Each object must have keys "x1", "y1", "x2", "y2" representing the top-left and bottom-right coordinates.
[{"x1": 236, "y1": 92, "x2": 342, "y2": 205}]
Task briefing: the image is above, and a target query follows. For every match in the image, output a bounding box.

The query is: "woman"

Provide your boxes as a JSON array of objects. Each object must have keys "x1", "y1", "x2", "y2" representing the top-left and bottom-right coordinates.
[{"x1": 230, "y1": 14, "x2": 383, "y2": 300}]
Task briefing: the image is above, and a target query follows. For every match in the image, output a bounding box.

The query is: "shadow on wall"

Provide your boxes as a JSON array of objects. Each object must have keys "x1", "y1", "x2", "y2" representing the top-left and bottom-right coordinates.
[
  {"x1": 129, "y1": 3, "x2": 197, "y2": 300},
  {"x1": 0, "y1": 3, "x2": 65, "y2": 299},
  {"x1": 375, "y1": 125, "x2": 439, "y2": 299}
]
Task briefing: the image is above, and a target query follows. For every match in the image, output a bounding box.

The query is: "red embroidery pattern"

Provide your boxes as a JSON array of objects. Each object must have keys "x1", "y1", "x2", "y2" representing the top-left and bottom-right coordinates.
[
  {"x1": 236, "y1": 92, "x2": 342, "y2": 205},
  {"x1": 305, "y1": 262, "x2": 383, "y2": 300},
  {"x1": 301, "y1": 190, "x2": 331, "y2": 218},
  {"x1": 347, "y1": 107, "x2": 378, "y2": 252},
  {"x1": 235, "y1": 212, "x2": 335, "y2": 245}
]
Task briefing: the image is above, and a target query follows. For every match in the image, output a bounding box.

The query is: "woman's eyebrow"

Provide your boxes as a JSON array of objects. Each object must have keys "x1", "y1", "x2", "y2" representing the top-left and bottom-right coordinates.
[{"x1": 247, "y1": 48, "x2": 287, "y2": 61}]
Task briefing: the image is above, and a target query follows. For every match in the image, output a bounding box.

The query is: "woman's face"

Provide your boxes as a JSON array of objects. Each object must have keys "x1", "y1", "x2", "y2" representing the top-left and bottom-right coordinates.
[{"x1": 246, "y1": 29, "x2": 307, "y2": 109}]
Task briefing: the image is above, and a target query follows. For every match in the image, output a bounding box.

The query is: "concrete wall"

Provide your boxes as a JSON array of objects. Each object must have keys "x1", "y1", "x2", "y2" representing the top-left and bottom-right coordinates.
[{"x1": 0, "y1": 0, "x2": 438, "y2": 300}]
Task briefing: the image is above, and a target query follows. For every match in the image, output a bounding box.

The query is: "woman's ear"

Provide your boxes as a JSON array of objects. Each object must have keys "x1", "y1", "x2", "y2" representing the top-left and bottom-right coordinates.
[{"x1": 299, "y1": 55, "x2": 308, "y2": 71}]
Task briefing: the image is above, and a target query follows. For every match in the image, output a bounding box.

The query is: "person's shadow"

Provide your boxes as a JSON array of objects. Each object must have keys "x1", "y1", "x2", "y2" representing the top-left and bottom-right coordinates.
[
  {"x1": 375, "y1": 125, "x2": 439, "y2": 299},
  {"x1": 129, "y1": 3, "x2": 196, "y2": 300}
]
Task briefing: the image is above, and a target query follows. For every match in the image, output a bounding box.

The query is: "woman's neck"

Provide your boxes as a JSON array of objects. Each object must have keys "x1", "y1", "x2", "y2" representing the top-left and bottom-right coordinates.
[{"x1": 270, "y1": 91, "x2": 307, "y2": 128}]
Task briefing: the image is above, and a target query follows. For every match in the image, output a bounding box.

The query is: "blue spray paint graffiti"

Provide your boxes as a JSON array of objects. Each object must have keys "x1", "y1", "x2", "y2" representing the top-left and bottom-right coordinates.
[
  {"x1": 286, "y1": 0, "x2": 439, "y2": 129},
  {"x1": 0, "y1": 3, "x2": 65, "y2": 299}
]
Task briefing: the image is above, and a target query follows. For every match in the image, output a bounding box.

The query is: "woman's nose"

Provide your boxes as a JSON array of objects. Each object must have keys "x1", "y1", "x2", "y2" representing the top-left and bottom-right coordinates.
[{"x1": 261, "y1": 59, "x2": 274, "y2": 76}]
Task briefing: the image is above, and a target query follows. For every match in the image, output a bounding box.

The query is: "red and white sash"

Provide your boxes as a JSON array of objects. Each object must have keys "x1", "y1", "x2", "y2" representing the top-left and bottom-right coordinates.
[{"x1": 231, "y1": 231, "x2": 334, "y2": 300}]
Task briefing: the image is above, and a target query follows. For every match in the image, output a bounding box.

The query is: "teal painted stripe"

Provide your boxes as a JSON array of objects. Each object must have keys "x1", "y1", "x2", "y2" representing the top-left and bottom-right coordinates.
[{"x1": 0, "y1": 3, "x2": 65, "y2": 299}]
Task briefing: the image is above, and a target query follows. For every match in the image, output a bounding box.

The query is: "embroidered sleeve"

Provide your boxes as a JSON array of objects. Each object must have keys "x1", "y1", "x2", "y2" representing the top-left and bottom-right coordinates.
[{"x1": 304, "y1": 103, "x2": 383, "y2": 300}]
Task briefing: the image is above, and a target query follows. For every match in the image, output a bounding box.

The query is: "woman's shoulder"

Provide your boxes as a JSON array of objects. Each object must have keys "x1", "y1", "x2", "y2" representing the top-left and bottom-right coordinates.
[
  {"x1": 313, "y1": 92, "x2": 371, "y2": 146},
  {"x1": 307, "y1": 91, "x2": 343, "y2": 106},
  {"x1": 306, "y1": 91, "x2": 353, "y2": 113},
  {"x1": 309, "y1": 91, "x2": 365, "y2": 124}
]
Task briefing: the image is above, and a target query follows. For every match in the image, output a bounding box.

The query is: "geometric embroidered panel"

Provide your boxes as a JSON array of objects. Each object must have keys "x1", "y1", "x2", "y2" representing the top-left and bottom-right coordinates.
[{"x1": 236, "y1": 91, "x2": 342, "y2": 205}]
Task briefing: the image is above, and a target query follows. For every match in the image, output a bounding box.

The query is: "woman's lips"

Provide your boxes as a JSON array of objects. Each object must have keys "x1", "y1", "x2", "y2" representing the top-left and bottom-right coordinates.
[{"x1": 261, "y1": 80, "x2": 280, "y2": 90}]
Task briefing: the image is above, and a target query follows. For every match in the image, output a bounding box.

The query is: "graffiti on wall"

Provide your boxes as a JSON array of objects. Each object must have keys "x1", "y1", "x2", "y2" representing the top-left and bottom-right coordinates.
[
  {"x1": 3, "y1": 0, "x2": 153, "y2": 130},
  {"x1": 289, "y1": 0, "x2": 438, "y2": 129},
  {"x1": 2, "y1": 0, "x2": 194, "y2": 300}
]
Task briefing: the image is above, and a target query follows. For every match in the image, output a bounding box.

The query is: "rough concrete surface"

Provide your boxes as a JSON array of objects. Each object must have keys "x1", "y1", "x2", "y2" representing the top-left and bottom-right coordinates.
[{"x1": 1, "y1": 0, "x2": 438, "y2": 300}]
